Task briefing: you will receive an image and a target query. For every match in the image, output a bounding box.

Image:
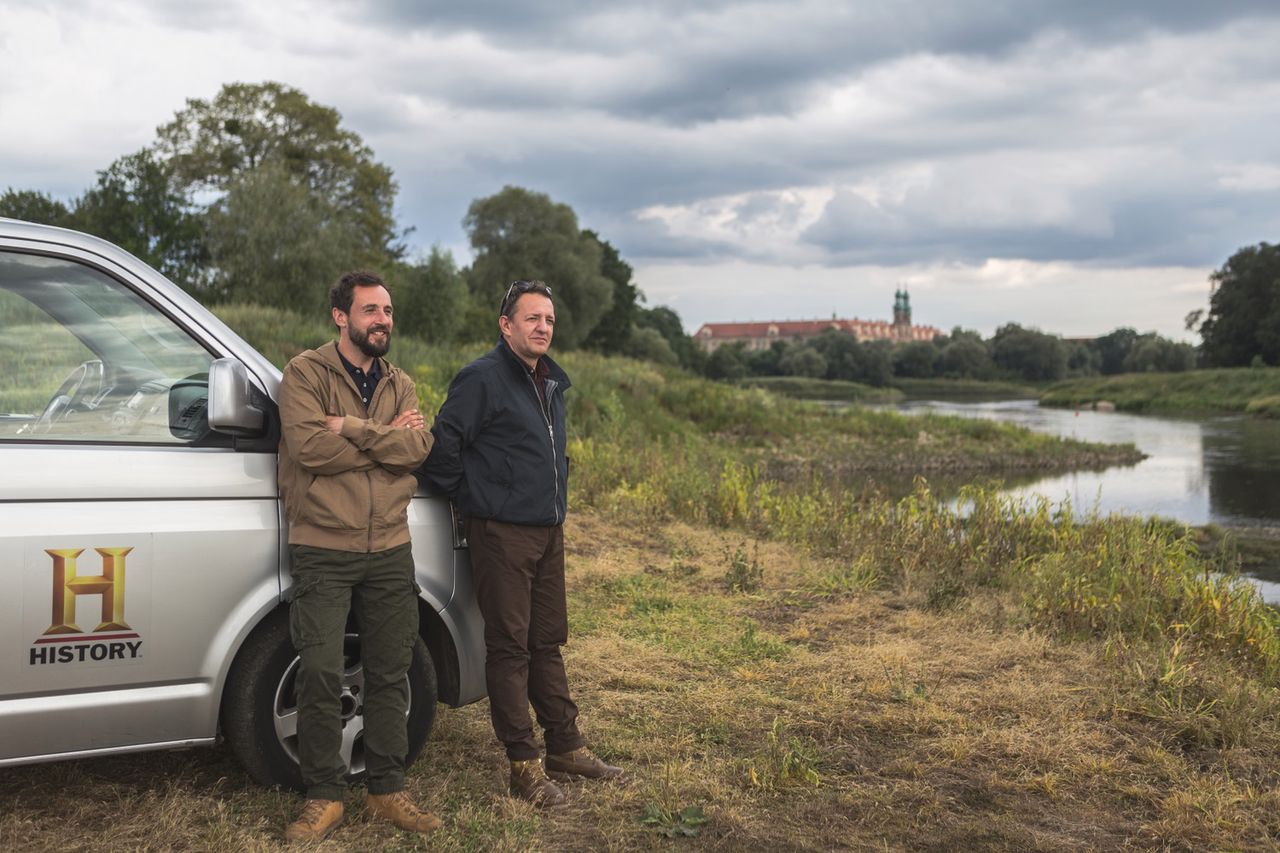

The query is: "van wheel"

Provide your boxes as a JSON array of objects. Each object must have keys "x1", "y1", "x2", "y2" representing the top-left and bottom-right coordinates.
[{"x1": 221, "y1": 609, "x2": 437, "y2": 792}]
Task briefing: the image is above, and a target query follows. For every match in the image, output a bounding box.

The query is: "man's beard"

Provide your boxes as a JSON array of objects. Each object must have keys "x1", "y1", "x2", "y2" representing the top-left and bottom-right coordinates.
[{"x1": 350, "y1": 324, "x2": 391, "y2": 358}]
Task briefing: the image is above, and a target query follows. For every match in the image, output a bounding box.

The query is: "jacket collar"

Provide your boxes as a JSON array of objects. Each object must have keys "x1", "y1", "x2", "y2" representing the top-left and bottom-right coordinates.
[
  {"x1": 311, "y1": 339, "x2": 390, "y2": 378},
  {"x1": 496, "y1": 337, "x2": 570, "y2": 388}
]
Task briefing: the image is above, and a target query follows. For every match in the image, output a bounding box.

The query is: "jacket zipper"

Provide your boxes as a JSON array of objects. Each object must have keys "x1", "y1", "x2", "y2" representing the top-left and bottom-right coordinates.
[
  {"x1": 363, "y1": 362, "x2": 387, "y2": 552},
  {"x1": 367, "y1": 471, "x2": 374, "y2": 552},
  {"x1": 525, "y1": 370, "x2": 562, "y2": 525}
]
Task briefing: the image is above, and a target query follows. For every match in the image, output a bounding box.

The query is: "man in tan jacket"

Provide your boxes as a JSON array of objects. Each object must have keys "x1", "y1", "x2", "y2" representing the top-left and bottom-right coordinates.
[{"x1": 276, "y1": 270, "x2": 440, "y2": 842}]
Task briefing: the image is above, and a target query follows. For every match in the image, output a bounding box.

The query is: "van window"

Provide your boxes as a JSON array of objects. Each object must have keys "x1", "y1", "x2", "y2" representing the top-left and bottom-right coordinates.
[{"x1": 0, "y1": 252, "x2": 217, "y2": 444}]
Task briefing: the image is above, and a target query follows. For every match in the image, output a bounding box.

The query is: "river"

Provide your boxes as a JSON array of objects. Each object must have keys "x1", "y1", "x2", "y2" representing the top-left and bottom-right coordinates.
[{"x1": 889, "y1": 398, "x2": 1280, "y2": 601}]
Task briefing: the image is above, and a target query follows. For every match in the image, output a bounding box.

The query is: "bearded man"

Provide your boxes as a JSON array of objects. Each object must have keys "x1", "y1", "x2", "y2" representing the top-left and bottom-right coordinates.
[{"x1": 276, "y1": 270, "x2": 441, "y2": 841}]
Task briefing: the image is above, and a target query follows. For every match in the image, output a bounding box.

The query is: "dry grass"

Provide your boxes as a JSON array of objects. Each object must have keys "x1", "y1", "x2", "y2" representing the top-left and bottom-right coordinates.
[{"x1": 3, "y1": 511, "x2": 1279, "y2": 851}]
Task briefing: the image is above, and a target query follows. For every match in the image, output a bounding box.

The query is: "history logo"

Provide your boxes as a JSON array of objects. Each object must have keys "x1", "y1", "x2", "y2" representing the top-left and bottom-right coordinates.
[{"x1": 28, "y1": 547, "x2": 143, "y2": 666}]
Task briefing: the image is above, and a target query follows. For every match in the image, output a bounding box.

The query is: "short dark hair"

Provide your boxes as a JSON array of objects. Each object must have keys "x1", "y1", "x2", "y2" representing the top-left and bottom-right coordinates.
[
  {"x1": 329, "y1": 270, "x2": 388, "y2": 315},
  {"x1": 499, "y1": 279, "x2": 553, "y2": 320}
]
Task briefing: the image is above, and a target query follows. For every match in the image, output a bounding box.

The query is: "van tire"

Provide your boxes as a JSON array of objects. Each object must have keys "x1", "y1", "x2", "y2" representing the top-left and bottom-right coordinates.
[{"x1": 221, "y1": 609, "x2": 437, "y2": 792}]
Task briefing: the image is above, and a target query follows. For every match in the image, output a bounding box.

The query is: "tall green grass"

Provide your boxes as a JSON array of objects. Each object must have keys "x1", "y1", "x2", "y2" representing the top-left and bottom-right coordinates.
[
  {"x1": 891, "y1": 376, "x2": 1039, "y2": 399},
  {"x1": 1042, "y1": 367, "x2": 1280, "y2": 415},
  {"x1": 737, "y1": 375, "x2": 902, "y2": 403}
]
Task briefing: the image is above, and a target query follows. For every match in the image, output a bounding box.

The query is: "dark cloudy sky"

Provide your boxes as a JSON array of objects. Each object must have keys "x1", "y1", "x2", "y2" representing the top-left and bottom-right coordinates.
[{"x1": 4, "y1": 0, "x2": 1279, "y2": 338}]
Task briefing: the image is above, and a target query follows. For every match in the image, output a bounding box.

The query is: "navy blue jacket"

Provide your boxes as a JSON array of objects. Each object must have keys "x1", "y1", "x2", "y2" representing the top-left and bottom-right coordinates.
[{"x1": 418, "y1": 339, "x2": 570, "y2": 526}]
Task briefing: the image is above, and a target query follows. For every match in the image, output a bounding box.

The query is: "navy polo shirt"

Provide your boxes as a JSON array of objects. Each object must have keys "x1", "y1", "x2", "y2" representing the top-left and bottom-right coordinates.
[{"x1": 336, "y1": 349, "x2": 382, "y2": 409}]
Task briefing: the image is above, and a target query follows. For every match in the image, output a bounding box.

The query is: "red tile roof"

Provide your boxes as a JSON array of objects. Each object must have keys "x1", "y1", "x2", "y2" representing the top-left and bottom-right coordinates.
[{"x1": 694, "y1": 318, "x2": 940, "y2": 340}]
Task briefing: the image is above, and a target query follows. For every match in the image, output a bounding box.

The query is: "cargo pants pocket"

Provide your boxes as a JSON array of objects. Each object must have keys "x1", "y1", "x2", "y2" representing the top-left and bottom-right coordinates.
[{"x1": 288, "y1": 574, "x2": 329, "y2": 651}]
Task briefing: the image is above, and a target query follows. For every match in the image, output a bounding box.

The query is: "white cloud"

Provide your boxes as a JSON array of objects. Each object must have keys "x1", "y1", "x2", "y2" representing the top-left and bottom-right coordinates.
[{"x1": 1216, "y1": 163, "x2": 1280, "y2": 192}]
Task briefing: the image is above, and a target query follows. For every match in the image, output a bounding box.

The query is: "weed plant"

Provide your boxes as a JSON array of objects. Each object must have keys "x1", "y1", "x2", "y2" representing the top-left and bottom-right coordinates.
[{"x1": 723, "y1": 543, "x2": 764, "y2": 593}]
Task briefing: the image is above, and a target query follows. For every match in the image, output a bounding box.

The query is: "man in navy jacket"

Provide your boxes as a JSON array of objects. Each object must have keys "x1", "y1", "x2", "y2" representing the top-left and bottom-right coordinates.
[{"x1": 420, "y1": 280, "x2": 622, "y2": 806}]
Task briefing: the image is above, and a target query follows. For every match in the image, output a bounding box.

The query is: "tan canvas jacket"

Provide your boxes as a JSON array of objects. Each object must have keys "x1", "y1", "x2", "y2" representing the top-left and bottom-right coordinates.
[{"x1": 277, "y1": 341, "x2": 434, "y2": 552}]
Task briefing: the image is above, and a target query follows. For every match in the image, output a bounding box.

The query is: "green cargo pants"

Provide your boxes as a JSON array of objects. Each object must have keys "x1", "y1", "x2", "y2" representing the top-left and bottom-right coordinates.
[{"x1": 288, "y1": 543, "x2": 419, "y2": 801}]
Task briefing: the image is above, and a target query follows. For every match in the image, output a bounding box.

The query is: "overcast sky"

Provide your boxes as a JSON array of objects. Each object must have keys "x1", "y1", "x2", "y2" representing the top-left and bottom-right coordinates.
[{"x1": 4, "y1": 1, "x2": 1280, "y2": 339}]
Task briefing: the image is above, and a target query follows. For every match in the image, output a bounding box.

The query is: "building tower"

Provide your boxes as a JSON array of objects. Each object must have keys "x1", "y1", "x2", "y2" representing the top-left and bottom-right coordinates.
[{"x1": 892, "y1": 288, "x2": 912, "y2": 339}]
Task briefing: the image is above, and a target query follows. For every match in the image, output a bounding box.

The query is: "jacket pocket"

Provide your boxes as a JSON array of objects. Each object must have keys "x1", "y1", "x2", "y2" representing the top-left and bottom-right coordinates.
[
  {"x1": 299, "y1": 473, "x2": 368, "y2": 530},
  {"x1": 371, "y1": 468, "x2": 416, "y2": 528}
]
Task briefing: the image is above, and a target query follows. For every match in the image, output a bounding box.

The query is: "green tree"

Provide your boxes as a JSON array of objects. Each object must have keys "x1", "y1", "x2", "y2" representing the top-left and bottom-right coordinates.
[
  {"x1": 0, "y1": 189, "x2": 75, "y2": 226},
  {"x1": 464, "y1": 186, "x2": 613, "y2": 349},
  {"x1": 1122, "y1": 335, "x2": 1197, "y2": 373},
  {"x1": 2, "y1": 155, "x2": 206, "y2": 292},
  {"x1": 580, "y1": 230, "x2": 639, "y2": 353},
  {"x1": 1091, "y1": 327, "x2": 1140, "y2": 375},
  {"x1": 809, "y1": 330, "x2": 892, "y2": 386},
  {"x1": 990, "y1": 323, "x2": 1067, "y2": 382},
  {"x1": 1066, "y1": 341, "x2": 1101, "y2": 377},
  {"x1": 623, "y1": 326, "x2": 679, "y2": 365},
  {"x1": 74, "y1": 150, "x2": 206, "y2": 289},
  {"x1": 391, "y1": 246, "x2": 469, "y2": 345},
  {"x1": 779, "y1": 344, "x2": 828, "y2": 378},
  {"x1": 939, "y1": 338, "x2": 994, "y2": 379},
  {"x1": 892, "y1": 340, "x2": 939, "y2": 379},
  {"x1": 705, "y1": 344, "x2": 748, "y2": 380},
  {"x1": 635, "y1": 305, "x2": 703, "y2": 371},
  {"x1": 746, "y1": 341, "x2": 787, "y2": 376},
  {"x1": 1197, "y1": 243, "x2": 1280, "y2": 367},
  {"x1": 154, "y1": 81, "x2": 402, "y2": 268},
  {"x1": 203, "y1": 162, "x2": 362, "y2": 309}
]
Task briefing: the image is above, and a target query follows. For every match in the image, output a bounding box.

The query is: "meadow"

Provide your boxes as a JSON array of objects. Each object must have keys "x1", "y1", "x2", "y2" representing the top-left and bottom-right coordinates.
[{"x1": 2, "y1": 305, "x2": 1277, "y2": 850}]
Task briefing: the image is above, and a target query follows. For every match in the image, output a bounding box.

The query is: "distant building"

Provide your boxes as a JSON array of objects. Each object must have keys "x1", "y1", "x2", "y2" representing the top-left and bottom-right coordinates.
[{"x1": 694, "y1": 289, "x2": 941, "y2": 353}]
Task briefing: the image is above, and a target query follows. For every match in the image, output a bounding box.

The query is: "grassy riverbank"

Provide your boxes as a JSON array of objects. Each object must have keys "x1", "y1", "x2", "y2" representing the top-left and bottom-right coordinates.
[
  {"x1": 891, "y1": 376, "x2": 1039, "y2": 399},
  {"x1": 737, "y1": 375, "x2": 903, "y2": 404},
  {"x1": 1041, "y1": 367, "x2": 1280, "y2": 416},
  {"x1": 736, "y1": 375, "x2": 1037, "y2": 405}
]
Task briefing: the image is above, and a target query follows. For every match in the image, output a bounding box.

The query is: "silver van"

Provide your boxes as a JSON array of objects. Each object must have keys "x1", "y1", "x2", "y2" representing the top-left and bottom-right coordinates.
[{"x1": 0, "y1": 218, "x2": 486, "y2": 790}]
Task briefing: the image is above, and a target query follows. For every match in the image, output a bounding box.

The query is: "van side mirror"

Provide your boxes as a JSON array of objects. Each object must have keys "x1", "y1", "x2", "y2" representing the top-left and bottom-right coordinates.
[{"x1": 208, "y1": 358, "x2": 265, "y2": 436}]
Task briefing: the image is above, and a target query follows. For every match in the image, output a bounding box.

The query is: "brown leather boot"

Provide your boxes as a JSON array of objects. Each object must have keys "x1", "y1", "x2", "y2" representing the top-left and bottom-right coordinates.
[
  {"x1": 284, "y1": 799, "x2": 344, "y2": 842},
  {"x1": 545, "y1": 747, "x2": 625, "y2": 782},
  {"x1": 509, "y1": 758, "x2": 567, "y2": 807},
  {"x1": 366, "y1": 791, "x2": 443, "y2": 833}
]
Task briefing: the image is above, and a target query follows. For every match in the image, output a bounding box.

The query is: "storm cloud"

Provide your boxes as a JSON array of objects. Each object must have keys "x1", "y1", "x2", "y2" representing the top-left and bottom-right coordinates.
[{"x1": 3, "y1": 0, "x2": 1279, "y2": 335}]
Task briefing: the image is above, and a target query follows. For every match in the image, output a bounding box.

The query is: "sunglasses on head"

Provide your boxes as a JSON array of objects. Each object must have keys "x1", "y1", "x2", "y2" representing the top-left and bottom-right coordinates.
[{"x1": 500, "y1": 280, "x2": 552, "y2": 315}]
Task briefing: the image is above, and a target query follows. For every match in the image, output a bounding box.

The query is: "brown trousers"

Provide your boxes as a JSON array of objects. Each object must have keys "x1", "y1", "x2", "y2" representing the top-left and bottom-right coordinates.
[{"x1": 466, "y1": 518, "x2": 584, "y2": 761}]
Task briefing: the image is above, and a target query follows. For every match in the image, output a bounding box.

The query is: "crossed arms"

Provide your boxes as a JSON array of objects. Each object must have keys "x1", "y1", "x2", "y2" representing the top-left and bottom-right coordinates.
[{"x1": 279, "y1": 363, "x2": 434, "y2": 476}]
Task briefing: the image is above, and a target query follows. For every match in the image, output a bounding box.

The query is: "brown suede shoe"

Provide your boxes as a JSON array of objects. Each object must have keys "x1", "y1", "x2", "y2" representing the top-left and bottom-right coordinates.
[
  {"x1": 366, "y1": 791, "x2": 443, "y2": 833},
  {"x1": 545, "y1": 747, "x2": 625, "y2": 782},
  {"x1": 510, "y1": 758, "x2": 567, "y2": 807},
  {"x1": 284, "y1": 799, "x2": 344, "y2": 842}
]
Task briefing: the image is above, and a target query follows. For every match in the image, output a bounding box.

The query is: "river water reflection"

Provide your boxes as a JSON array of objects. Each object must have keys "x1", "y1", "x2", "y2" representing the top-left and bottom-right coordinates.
[{"x1": 887, "y1": 399, "x2": 1280, "y2": 600}]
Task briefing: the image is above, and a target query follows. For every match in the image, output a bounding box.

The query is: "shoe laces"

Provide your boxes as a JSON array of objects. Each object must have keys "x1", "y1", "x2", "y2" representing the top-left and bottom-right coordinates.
[
  {"x1": 383, "y1": 791, "x2": 423, "y2": 815},
  {"x1": 298, "y1": 800, "x2": 332, "y2": 826},
  {"x1": 513, "y1": 759, "x2": 550, "y2": 780}
]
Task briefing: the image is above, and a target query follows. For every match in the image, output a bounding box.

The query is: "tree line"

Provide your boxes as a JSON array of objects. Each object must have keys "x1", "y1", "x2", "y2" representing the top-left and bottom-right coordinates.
[
  {"x1": 703, "y1": 323, "x2": 1198, "y2": 386},
  {"x1": 2, "y1": 81, "x2": 1272, "y2": 380}
]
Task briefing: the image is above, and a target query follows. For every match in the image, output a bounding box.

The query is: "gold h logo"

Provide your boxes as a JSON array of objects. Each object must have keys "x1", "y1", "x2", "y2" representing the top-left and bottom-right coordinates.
[{"x1": 44, "y1": 548, "x2": 133, "y2": 635}]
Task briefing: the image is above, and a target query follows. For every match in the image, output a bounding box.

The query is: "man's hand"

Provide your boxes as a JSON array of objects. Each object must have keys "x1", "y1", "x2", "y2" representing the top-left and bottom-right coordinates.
[
  {"x1": 325, "y1": 415, "x2": 344, "y2": 434},
  {"x1": 392, "y1": 409, "x2": 426, "y2": 430}
]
